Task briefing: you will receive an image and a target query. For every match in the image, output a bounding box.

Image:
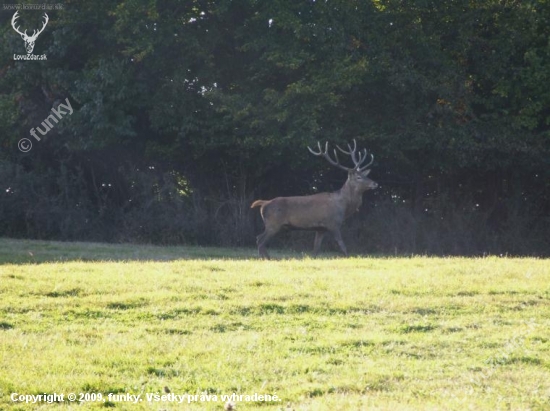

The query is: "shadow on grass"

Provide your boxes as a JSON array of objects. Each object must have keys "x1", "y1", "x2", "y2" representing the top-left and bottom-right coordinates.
[{"x1": 0, "y1": 238, "x2": 349, "y2": 265}]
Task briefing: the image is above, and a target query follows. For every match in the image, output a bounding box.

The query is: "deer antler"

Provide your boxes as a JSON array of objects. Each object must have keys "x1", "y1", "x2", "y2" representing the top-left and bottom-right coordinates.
[
  {"x1": 11, "y1": 11, "x2": 27, "y2": 37},
  {"x1": 11, "y1": 12, "x2": 49, "y2": 40},
  {"x1": 308, "y1": 141, "x2": 352, "y2": 172},
  {"x1": 335, "y1": 139, "x2": 374, "y2": 171},
  {"x1": 309, "y1": 139, "x2": 374, "y2": 171},
  {"x1": 29, "y1": 13, "x2": 49, "y2": 40}
]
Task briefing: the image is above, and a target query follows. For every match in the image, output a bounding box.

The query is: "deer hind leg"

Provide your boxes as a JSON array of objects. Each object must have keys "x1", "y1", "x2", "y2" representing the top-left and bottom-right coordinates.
[
  {"x1": 330, "y1": 229, "x2": 348, "y2": 257},
  {"x1": 312, "y1": 231, "x2": 327, "y2": 257},
  {"x1": 257, "y1": 227, "x2": 279, "y2": 260}
]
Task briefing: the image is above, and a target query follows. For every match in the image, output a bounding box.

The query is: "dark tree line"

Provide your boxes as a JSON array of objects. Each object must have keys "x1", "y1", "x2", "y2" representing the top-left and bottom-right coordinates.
[{"x1": 1, "y1": 0, "x2": 549, "y2": 255}]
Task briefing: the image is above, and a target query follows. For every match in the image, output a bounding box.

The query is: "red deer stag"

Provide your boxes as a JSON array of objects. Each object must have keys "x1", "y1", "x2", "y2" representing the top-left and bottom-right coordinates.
[{"x1": 251, "y1": 140, "x2": 377, "y2": 259}]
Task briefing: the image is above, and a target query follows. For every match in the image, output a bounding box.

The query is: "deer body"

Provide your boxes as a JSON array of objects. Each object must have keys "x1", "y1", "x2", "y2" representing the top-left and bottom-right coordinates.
[{"x1": 251, "y1": 141, "x2": 377, "y2": 259}]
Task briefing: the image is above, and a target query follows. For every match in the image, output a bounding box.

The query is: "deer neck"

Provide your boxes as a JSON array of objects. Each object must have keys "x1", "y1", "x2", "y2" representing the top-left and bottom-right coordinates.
[{"x1": 339, "y1": 180, "x2": 364, "y2": 218}]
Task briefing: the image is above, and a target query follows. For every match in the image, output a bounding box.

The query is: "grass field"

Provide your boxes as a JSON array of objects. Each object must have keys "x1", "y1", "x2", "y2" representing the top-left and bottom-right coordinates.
[{"x1": 0, "y1": 238, "x2": 548, "y2": 410}]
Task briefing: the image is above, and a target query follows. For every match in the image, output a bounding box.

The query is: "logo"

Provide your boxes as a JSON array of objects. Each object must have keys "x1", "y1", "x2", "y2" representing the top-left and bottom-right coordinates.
[{"x1": 11, "y1": 11, "x2": 48, "y2": 60}]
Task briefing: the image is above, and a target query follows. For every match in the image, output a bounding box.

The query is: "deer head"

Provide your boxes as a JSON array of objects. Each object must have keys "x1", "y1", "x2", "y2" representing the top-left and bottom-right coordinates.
[
  {"x1": 11, "y1": 11, "x2": 49, "y2": 54},
  {"x1": 308, "y1": 139, "x2": 378, "y2": 191}
]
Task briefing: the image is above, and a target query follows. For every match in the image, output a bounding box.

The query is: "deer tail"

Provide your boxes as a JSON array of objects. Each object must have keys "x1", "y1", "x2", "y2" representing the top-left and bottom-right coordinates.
[{"x1": 250, "y1": 200, "x2": 268, "y2": 209}]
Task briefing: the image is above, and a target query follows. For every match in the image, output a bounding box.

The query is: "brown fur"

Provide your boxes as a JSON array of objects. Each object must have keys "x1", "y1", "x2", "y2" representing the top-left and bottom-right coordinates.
[{"x1": 251, "y1": 169, "x2": 377, "y2": 259}]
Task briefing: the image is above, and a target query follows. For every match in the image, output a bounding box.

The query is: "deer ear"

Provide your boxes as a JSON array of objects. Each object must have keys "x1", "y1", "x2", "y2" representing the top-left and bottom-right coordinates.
[{"x1": 362, "y1": 169, "x2": 371, "y2": 176}]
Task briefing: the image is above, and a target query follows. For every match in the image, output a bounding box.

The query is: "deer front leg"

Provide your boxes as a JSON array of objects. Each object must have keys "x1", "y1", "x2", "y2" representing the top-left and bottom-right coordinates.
[
  {"x1": 330, "y1": 229, "x2": 348, "y2": 257},
  {"x1": 312, "y1": 231, "x2": 326, "y2": 257}
]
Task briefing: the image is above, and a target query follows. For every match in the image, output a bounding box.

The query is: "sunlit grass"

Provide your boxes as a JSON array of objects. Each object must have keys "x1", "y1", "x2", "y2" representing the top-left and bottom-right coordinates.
[{"x1": 0, "y1": 238, "x2": 548, "y2": 410}]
